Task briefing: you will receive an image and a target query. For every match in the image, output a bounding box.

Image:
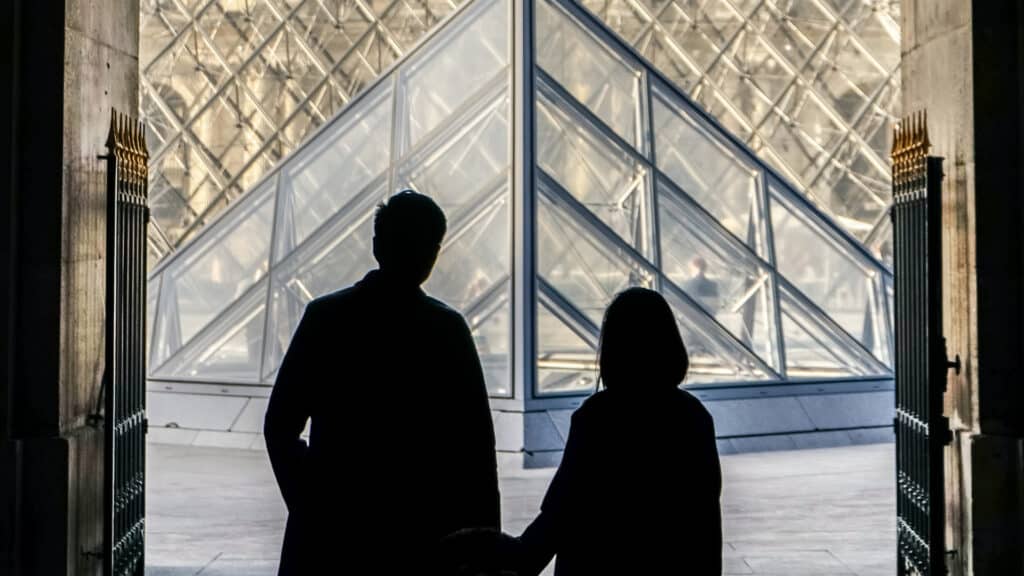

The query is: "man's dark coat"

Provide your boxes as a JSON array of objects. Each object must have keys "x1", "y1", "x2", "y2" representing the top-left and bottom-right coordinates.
[{"x1": 265, "y1": 270, "x2": 500, "y2": 574}]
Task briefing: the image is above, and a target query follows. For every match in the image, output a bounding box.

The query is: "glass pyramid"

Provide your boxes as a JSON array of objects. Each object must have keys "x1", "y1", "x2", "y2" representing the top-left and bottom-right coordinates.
[
  {"x1": 147, "y1": 0, "x2": 893, "y2": 400},
  {"x1": 141, "y1": 1, "x2": 900, "y2": 268}
]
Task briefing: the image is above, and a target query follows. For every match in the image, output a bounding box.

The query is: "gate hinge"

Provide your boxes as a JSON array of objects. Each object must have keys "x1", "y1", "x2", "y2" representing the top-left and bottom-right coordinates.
[
  {"x1": 81, "y1": 546, "x2": 103, "y2": 560},
  {"x1": 143, "y1": 417, "x2": 149, "y2": 435},
  {"x1": 947, "y1": 354, "x2": 961, "y2": 375}
]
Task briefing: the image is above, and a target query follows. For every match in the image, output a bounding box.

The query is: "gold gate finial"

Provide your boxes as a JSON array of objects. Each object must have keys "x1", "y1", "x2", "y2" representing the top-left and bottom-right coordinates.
[{"x1": 892, "y1": 110, "x2": 931, "y2": 190}]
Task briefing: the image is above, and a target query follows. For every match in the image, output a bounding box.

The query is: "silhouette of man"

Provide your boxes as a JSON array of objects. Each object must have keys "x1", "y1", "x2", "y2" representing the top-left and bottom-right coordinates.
[{"x1": 264, "y1": 190, "x2": 500, "y2": 575}]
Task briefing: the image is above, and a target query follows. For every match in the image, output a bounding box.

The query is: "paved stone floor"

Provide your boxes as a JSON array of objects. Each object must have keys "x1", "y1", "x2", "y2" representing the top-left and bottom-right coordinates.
[{"x1": 146, "y1": 442, "x2": 894, "y2": 575}]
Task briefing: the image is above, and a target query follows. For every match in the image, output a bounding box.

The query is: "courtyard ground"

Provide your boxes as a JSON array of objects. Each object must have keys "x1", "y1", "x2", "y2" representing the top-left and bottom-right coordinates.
[{"x1": 146, "y1": 442, "x2": 894, "y2": 575}]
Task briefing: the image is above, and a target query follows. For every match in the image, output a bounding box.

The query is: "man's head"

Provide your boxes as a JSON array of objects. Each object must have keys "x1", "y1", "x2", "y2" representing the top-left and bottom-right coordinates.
[
  {"x1": 372, "y1": 190, "x2": 447, "y2": 286},
  {"x1": 689, "y1": 256, "x2": 708, "y2": 276}
]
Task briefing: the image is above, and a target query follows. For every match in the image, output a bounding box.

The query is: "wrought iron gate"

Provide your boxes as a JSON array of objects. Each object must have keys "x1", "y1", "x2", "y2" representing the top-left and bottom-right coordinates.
[
  {"x1": 892, "y1": 111, "x2": 955, "y2": 576},
  {"x1": 103, "y1": 110, "x2": 149, "y2": 576}
]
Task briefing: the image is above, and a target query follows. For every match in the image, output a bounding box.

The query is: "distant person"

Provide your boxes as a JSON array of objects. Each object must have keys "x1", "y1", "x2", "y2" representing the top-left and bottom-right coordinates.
[
  {"x1": 683, "y1": 256, "x2": 720, "y2": 305},
  {"x1": 264, "y1": 190, "x2": 500, "y2": 575},
  {"x1": 516, "y1": 288, "x2": 722, "y2": 575}
]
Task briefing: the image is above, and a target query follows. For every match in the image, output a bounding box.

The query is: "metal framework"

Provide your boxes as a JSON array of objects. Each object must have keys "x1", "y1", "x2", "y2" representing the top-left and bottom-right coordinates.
[
  {"x1": 141, "y1": 0, "x2": 901, "y2": 266},
  {"x1": 583, "y1": 0, "x2": 901, "y2": 259},
  {"x1": 146, "y1": 0, "x2": 894, "y2": 403},
  {"x1": 140, "y1": 0, "x2": 468, "y2": 260}
]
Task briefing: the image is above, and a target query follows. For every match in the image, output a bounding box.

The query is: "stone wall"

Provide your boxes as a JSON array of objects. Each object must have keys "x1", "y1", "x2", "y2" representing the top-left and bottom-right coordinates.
[
  {"x1": 1, "y1": 0, "x2": 139, "y2": 574},
  {"x1": 901, "y1": 1, "x2": 1024, "y2": 573}
]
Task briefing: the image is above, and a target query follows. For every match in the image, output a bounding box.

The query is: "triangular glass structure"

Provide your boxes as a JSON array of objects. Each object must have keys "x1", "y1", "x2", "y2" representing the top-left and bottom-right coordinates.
[
  {"x1": 536, "y1": 288, "x2": 600, "y2": 395},
  {"x1": 777, "y1": 281, "x2": 887, "y2": 379},
  {"x1": 147, "y1": 0, "x2": 894, "y2": 403}
]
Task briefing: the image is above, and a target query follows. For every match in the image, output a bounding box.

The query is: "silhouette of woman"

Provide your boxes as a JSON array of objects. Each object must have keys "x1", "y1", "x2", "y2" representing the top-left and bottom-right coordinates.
[{"x1": 517, "y1": 287, "x2": 722, "y2": 575}]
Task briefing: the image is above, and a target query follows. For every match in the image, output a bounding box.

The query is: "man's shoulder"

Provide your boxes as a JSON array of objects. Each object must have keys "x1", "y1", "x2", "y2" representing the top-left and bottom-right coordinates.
[
  {"x1": 302, "y1": 286, "x2": 363, "y2": 318},
  {"x1": 420, "y1": 293, "x2": 462, "y2": 318},
  {"x1": 307, "y1": 286, "x2": 464, "y2": 322}
]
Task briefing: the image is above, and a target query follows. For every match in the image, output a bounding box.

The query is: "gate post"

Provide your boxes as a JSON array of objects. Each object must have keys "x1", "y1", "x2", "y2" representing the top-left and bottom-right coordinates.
[
  {"x1": 102, "y1": 110, "x2": 149, "y2": 576},
  {"x1": 892, "y1": 111, "x2": 954, "y2": 576}
]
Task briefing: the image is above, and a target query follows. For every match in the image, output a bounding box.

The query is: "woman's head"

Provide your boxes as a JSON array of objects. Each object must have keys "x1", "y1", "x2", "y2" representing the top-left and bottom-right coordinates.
[{"x1": 598, "y1": 287, "x2": 689, "y2": 391}]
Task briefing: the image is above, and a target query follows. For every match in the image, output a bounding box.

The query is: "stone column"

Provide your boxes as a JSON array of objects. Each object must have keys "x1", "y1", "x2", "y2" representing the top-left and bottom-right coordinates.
[
  {"x1": 901, "y1": 1, "x2": 1024, "y2": 573},
  {"x1": 1, "y1": 1, "x2": 139, "y2": 574}
]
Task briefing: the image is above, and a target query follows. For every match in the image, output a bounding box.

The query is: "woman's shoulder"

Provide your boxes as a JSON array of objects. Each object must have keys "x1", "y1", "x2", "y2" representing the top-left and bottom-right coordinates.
[{"x1": 578, "y1": 387, "x2": 713, "y2": 424}]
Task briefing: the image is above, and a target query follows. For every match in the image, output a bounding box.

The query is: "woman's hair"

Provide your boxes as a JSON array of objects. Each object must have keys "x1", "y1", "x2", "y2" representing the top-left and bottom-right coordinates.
[{"x1": 598, "y1": 287, "x2": 689, "y2": 391}]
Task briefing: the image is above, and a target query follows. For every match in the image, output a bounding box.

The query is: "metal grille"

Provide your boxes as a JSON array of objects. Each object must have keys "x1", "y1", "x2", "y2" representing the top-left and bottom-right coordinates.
[
  {"x1": 103, "y1": 110, "x2": 150, "y2": 576},
  {"x1": 891, "y1": 111, "x2": 951, "y2": 576}
]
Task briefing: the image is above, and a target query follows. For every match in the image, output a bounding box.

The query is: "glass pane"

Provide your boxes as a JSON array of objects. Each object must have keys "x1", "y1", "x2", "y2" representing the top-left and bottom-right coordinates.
[
  {"x1": 662, "y1": 286, "x2": 773, "y2": 385},
  {"x1": 658, "y1": 183, "x2": 779, "y2": 370},
  {"x1": 147, "y1": 277, "x2": 160, "y2": 364},
  {"x1": 536, "y1": 299, "x2": 598, "y2": 395},
  {"x1": 467, "y1": 286, "x2": 513, "y2": 397},
  {"x1": 769, "y1": 185, "x2": 889, "y2": 365},
  {"x1": 652, "y1": 84, "x2": 764, "y2": 254},
  {"x1": 425, "y1": 193, "x2": 511, "y2": 396},
  {"x1": 263, "y1": 193, "x2": 380, "y2": 378},
  {"x1": 399, "y1": 0, "x2": 509, "y2": 153},
  {"x1": 154, "y1": 283, "x2": 268, "y2": 383},
  {"x1": 274, "y1": 81, "x2": 392, "y2": 261},
  {"x1": 152, "y1": 180, "x2": 275, "y2": 369},
  {"x1": 425, "y1": 191, "x2": 510, "y2": 311},
  {"x1": 779, "y1": 282, "x2": 886, "y2": 379},
  {"x1": 397, "y1": 90, "x2": 510, "y2": 216},
  {"x1": 537, "y1": 190, "x2": 655, "y2": 326},
  {"x1": 536, "y1": 0, "x2": 643, "y2": 148},
  {"x1": 537, "y1": 86, "x2": 652, "y2": 258}
]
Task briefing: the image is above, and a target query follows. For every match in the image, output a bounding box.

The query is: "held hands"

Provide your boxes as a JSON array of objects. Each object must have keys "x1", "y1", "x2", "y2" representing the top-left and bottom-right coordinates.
[{"x1": 433, "y1": 528, "x2": 525, "y2": 576}]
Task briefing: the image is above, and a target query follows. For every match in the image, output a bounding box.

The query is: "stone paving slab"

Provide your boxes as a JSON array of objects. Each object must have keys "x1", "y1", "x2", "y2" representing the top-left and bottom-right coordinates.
[{"x1": 146, "y1": 443, "x2": 895, "y2": 575}]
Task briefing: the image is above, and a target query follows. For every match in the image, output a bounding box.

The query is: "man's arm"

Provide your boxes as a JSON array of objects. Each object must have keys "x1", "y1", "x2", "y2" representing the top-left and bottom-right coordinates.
[
  {"x1": 447, "y1": 313, "x2": 500, "y2": 530},
  {"x1": 264, "y1": 300, "x2": 320, "y2": 513}
]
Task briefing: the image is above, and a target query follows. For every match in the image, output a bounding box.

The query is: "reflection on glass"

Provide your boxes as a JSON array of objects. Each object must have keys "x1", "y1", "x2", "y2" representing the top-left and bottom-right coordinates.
[
  {"x1": 274, "y1": 83, "x2": 392, "y2": 262},
  {"x1": 397, "y1": 90, "x2": 510, "y2": 215},
  {"x1": 582, "y1": 0, "x2": 901, "y2": 245},
  {"x1": 264, "y1": 203, "x2": 379, "y2": 379},
  {"x1": 537, "y1": 191, "x2": 654, "y2": 326},
  {"x1": 661, "y1": 286, "x2": 773, "y2": 385},
  {"x1": 535, "y1": 0, "x2": 643, "y2": 148},
  {"x1": 770, "y1": 186, "x2": 889, "y2": 366},
  {"x1": 778, "y1": 282, "x2": 885, "y2": 379},
  {"x1": 147, "y1": 278, "x2": 159, "y2": 364},
  {"x1": 426, "y1": 193, "x2": 513, "y2": 397},
  {"x1": 151, "y1": 181, "x2": 275, "y2": 369},
  {"x1": 155, "y1": 285, "x2": 268, "y2": 383},
  {"x1": 659, "y1": 182, "x2": 779, "y2": 370},
  {"x1": 467, "y1": 286, "x2": 513, "y2": 396},
  {"x1": 400, "y1": 0, "x2": 509, "y2": 152},
  {"x1": 140, "y1": 0, "x2": 468, "y2": 254},
  {"x1": 536, "y1": 85, "x2": 652, "y2": 258},
  {"x1": 652, "y1": 84, "x2": 764, "y2": 254},
  {"x1": 536, "y1": 299, "x2": 598, "y2": 395},
  {"x1": 426, "y1": 194, "x2": 509, "y2": 310}
]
